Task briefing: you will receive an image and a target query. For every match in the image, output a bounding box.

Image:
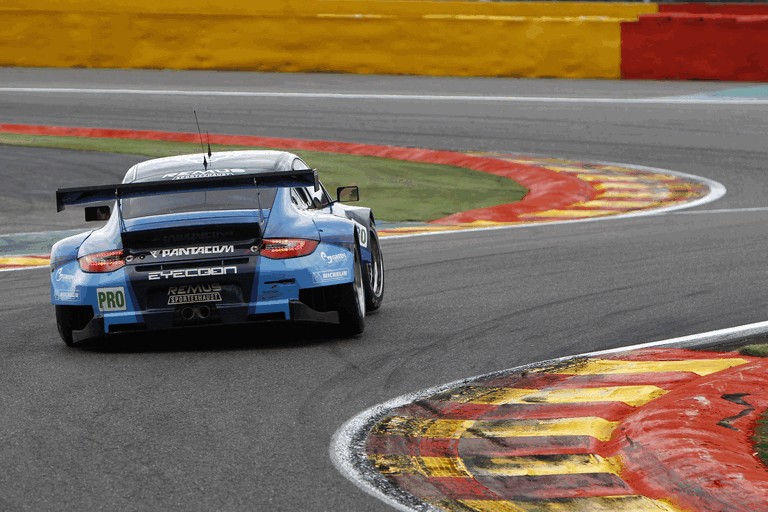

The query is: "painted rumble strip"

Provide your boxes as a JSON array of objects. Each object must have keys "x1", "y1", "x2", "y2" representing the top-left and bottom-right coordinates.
[
  {"x1": 0, "y1": 255, "x2": 50, "y2": 272},
  {"x1": 0, "y1": 124, "x2": 723, "y2": 270},
  {"x1": 384, "y1": 152, "x2": 720, "y2": 236},
  {"x1": 335, "y1": 349, "x2": 768, "y2": 512}
]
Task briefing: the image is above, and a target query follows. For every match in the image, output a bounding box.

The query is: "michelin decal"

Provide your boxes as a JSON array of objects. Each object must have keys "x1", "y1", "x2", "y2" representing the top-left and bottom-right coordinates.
[{"x1": 312, "y1": 269, "x2": 350, "y2": 284}]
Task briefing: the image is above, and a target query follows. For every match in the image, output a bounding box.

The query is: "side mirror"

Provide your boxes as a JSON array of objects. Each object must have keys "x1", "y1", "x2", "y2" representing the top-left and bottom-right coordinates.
[
  {"x1": 85, "y1": 205, "x2": 111, "y2": 221},
  {"x1": 336, "y1": 186, "x2": 359, "y2": 203}
]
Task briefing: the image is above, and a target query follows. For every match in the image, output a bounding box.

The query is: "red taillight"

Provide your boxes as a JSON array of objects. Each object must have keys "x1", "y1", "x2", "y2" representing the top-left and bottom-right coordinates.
[
  {"x1": 78, "y1": 250, "x2": 126, "y2": 273},
  {"x1": 260, "y1": 239, "x2": 318, "y2": 259}
]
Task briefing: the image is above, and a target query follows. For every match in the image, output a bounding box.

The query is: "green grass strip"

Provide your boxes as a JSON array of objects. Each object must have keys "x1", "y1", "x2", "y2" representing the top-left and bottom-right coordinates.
[
  {"x1": 739, "y1": 344, "x2": 768, "y2": 357},
  {"x1": 0, "y1": 133, "x2": 527, "y2": 223},
  {"x1": 753, "y1": 405, "x2": 768, "y2": 467},
  {"x1": 737, "y1": 343, "x2": 768, "y2": 466}
]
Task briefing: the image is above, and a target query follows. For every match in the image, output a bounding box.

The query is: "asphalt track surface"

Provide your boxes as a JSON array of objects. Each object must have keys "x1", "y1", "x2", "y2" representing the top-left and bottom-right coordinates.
[{"x1": 2, "y1": 68, "x2": 768, "y2": 511}]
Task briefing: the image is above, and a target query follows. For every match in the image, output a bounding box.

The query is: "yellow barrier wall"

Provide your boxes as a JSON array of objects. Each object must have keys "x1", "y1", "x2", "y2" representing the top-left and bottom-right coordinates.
[
  {"x1": 318, "y1": 0, "x2": 656, "y2": 17},
  {"x1": 0, "y1": 1, "x2": 658, "y2": 78}
]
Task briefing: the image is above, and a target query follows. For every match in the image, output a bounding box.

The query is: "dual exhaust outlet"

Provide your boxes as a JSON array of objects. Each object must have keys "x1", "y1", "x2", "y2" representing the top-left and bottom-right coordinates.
[{"x1": 179, "y1": 305, "x2": 212, "y2": 321}]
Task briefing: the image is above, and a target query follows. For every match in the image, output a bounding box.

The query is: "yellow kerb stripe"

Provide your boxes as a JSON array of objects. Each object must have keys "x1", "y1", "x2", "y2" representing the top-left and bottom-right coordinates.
[
  {"x1": 0, "y1": 256, "x2": 50, "y2": 267},
  {"x1": 467, "y1": 417, "x2": 619, "y2": 441},
  {"x1": 540, "y1": 165, "x2": 587, "y2": 173},
  {"x1": 372, "y1": 416, "x2": 475, "y2": 438},
  {"x1": 545, "y1": 358, "x2": 750, "y2": 376},
  {"x1": 595, "y1": 182, "x2": 653, "y2": 190},
  {"x1": 472, "y1": 454, "x2": 623, "y2": 477},
  {"x1": 373, "y1": 416, "x2": 619, "y2": 441},
  {"x1": 454, "y1": 500, "x2": 527, "y2": 512},
  {"x1": 370, "y1": 454, "x2": 624, "y2": 479},
  {"x1": 582, "y1": 200, "x2": 660, "y2": 209},
  {"x1": 457, "y1": 496, "x2": 685, "y2": 512},
  {"x1": 454, "y1": 385, "x2": 666, "y2": 407},
  {"x1": 521, "y1": 209, "x2": 619, "y2": 218},
  {"x1": 368, "y1": 454, "x2": 472, "y2": 478},
  {"x1": 598, "y1": 190, "x2": 670, "y2": 199},
  {"x1": 575, "y1": 174, "x2": 673, "y2": 183}
]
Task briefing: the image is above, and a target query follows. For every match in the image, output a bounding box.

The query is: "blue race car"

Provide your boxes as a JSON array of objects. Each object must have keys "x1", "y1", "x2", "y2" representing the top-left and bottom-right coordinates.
[{"x1": 50, "y1": 149, "x2": 384, "y2": 346}]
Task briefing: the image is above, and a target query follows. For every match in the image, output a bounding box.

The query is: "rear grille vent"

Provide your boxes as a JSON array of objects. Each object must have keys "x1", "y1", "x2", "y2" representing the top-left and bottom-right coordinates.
[{"x1": 122, "y1": 223, "x2": 261, "y2": 249}]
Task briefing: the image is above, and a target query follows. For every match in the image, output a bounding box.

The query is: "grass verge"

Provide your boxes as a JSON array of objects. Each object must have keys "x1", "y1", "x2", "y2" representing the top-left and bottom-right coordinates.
[
  {"x1": 737, "y1": 343, "x2": 768, "y2": 466},
  {"x1": 0, "y1": 133, "x2": 527, "y2": 223},
  {"x1": 754, "y1": 407, "x2": 768, "y2": 467}
]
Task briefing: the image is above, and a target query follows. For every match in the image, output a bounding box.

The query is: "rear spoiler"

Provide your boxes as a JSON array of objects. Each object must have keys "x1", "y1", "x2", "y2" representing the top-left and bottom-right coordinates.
[{"x1": 56, "y1": 169, "x2": 319, "y2": 212}]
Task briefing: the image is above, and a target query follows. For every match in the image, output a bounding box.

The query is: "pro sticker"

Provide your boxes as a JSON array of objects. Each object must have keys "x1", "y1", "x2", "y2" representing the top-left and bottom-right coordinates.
[{"x1": 97, "y1": 287, "x2": 127, "y2": 312}]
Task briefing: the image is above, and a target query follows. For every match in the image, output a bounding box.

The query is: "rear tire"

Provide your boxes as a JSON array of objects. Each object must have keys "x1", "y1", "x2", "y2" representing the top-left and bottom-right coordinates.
[
  {"x1": 337, "y1": 244, "x2": 365, "y2": 336},
  {"x1": 363, "y1": 228, "x2": 384, "y2": 312},
  {"x1": 55, "y1": 305, "x2": 78, "y2": 347}
]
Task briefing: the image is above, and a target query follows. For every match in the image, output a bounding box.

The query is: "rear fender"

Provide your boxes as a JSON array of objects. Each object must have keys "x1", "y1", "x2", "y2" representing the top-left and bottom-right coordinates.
[
  {"x1": 324, "y1": 203, "x2": 375, "y2": 264},
  {"x1": 50, "y1": 231, "x2": 92, "y2": 269},
  {"x1": 262, "y1": 188, "x2": 320, "y2": 239},
  {"x1": 78, "y1": 213, "x2": 123, "y2": 258}
]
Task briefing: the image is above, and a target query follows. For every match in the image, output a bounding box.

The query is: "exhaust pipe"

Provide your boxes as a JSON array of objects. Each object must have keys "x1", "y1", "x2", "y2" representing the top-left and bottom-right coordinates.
[{"x1": 180, "y1": 305, "x2": 212, "y2": 321}]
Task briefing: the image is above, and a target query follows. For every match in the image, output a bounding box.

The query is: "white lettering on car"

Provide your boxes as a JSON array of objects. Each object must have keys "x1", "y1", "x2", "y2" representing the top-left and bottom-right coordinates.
[
  {"x1": 161, "y1": 169, "x2": 247, "y2": 180},
  {"x1": 312, "y1": 269, "x2": 350, "y2": 284},
  {"x1": 55, "y1": 267, "x2": 74, "y2": 282},
  {"x1": 168, "y1": 283, "x2": 222, "y2": 295},
  {"x1": 354, "y1": 222, "x2": 368, "y2": 248},
  {"x1": 167, "y1": 283, "x2": 224, "y2": 305},
  {"x1": 55, "y1": 290, "x2": 80, "y2": 301},
  {"x1": 320, "y1": 251, "x2": 348, "y2": 265},
  {"x1": 149, "y1": 245, "x2": 235, "y2": 259},
  {"x1": 148, "y1": 266, "x2": 238, "y2": 280}
]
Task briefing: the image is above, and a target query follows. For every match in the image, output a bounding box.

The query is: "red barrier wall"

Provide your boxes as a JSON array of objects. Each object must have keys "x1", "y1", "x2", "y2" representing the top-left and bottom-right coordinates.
[
  {"x1": 621, "y1": 13, "x2": 768, "y2": 81},
  {"x1": 659, "y1": 3, "x2": 768, "y2": 14}
]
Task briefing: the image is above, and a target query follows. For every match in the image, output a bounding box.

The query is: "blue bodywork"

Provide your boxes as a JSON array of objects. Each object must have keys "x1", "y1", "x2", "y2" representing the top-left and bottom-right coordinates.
[{"x1": 50, "y1": 150, "x2": 377, "y2": 343}]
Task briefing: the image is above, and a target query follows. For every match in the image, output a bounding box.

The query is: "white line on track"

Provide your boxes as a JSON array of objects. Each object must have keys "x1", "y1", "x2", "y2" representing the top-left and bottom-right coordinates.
[
  {"x1": 0, "y1": 265, "x2": 47, "y2": 273},
  {"x1": 3, "y1": 87, "x2": 768, "y2": 105},
  {"x1": 673, "y1": 206, "x2": 768, "y2": 214},
  {"x1": 330, "y1": 319, "x2": 768, "y2": 512}
]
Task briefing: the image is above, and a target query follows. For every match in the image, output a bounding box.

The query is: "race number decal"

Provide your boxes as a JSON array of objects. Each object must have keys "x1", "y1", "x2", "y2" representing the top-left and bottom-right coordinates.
[
  {"x1": 97, "y1": 287, "x2": 127, "y2": 312},
  {"x1": 355, "y1": 222, "x2": 368, "y2": 248}
]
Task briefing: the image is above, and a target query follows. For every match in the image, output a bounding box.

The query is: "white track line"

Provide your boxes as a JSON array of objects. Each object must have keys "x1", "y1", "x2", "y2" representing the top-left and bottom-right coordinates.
[
  {"x1": 0, "y1": 265, "x2": 47, "y2": 273},
  {"x1": 673, "y1": 207, "x2": 768, "y2": 215},
  {"x1": 330, "y1": 319, "x2": 768, "y2": 511},
  {"x1": 3, "y1": 87, "x2": 768, "y2": 105}
]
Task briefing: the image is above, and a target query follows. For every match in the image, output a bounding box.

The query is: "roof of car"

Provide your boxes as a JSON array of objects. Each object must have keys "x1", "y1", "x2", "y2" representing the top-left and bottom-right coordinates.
[{"x1": 123, "y1": 150, "x2": 311, "y2": 184}]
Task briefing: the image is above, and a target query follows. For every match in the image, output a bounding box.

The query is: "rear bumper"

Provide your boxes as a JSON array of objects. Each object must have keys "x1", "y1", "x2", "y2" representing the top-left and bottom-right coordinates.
[{"x1": 71, "y1": 300, "x2": 339, "y2": 344}]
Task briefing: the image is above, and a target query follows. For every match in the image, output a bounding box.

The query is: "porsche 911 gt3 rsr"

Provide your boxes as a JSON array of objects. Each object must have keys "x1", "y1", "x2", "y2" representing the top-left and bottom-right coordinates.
[{"x1": 50, "y1": 150, "x2": 384, "y2": 346}]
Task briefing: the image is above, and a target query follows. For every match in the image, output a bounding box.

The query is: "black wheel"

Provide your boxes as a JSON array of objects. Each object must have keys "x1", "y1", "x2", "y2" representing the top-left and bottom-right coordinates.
[
  {"x1": 55, "y1": 305, "x2": 93, "y2": 347},
  {"x1": 337, "y1": 244, "x2": 365, "y2": 336},
  {"x1": 55, "y1": 305, "x2": 78, "y2": 347},
  {"x1": 363, "y1": 228, "x2": 384, "y2": 312}
]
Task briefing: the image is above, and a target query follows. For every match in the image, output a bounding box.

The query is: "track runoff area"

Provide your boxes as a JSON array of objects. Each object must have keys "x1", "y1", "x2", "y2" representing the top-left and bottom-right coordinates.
[{"x1": 5, "y1": 124, "x2": 767, "y2": 512}]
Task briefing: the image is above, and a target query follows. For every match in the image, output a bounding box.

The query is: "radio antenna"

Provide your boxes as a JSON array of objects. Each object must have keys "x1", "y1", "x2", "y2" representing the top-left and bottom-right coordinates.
[{"x1": 193, "y1": 110, "x2": 208, "y2": 170}]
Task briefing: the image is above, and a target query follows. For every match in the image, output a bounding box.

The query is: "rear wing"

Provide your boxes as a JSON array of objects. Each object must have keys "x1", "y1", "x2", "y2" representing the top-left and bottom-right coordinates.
[{"x1": 56, "y1": 169, "x2": 319, "y2": 212}]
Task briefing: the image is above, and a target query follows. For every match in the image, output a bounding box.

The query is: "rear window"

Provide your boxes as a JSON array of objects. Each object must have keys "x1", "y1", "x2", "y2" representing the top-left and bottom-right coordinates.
[{"x1": 120, "y1": 187, "x2": 278, "y2": 219}]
